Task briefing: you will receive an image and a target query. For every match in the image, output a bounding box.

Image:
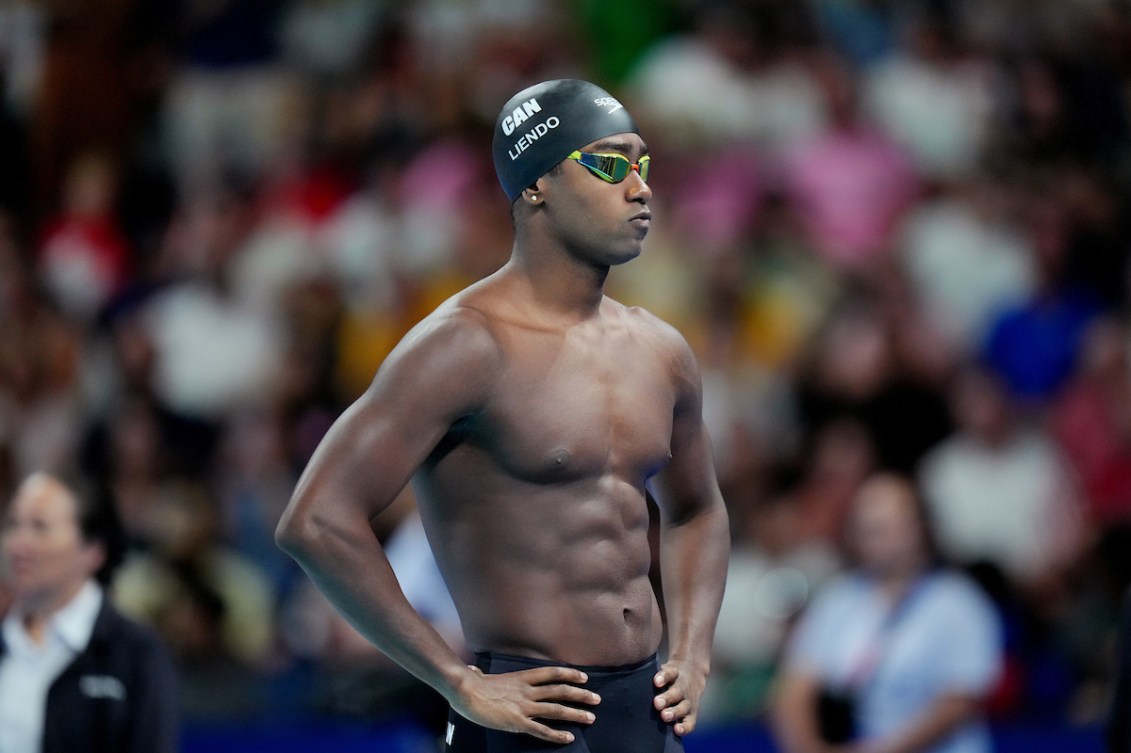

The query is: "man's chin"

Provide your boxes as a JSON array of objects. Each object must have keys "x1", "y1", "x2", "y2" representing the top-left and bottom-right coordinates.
[{"x1": 610, "y1": 244, "x2": 644, "y2": 266}]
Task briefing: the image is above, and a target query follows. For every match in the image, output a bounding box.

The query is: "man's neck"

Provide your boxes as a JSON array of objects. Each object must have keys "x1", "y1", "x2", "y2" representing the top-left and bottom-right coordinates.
[{"x1": 504, "y1": 247, "x2": 610, "y2": 323}]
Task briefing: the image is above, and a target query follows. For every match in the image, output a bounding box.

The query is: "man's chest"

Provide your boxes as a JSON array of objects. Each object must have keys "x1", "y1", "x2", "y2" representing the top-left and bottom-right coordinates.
[{"x1": 470, "y1": 332, "x2": 677, "y2": 483}]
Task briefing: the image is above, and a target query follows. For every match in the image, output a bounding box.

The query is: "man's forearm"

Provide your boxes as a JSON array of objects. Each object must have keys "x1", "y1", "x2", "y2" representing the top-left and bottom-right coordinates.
[
  {"x1": 659, "y1": 502, "x2": 730, "y2": 665},
  {"x1": 278, "y1": 506, "x2": 472, "y2": 704}
]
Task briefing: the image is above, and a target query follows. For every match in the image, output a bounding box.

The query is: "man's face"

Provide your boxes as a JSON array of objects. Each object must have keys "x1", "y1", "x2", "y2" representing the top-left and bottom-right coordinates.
[
  {"x1": 1, "y1": 476, "x2": 102, "y2": 608},
  {"x1": 540, "y1": 132, "x2": 652, "y2": 266}
]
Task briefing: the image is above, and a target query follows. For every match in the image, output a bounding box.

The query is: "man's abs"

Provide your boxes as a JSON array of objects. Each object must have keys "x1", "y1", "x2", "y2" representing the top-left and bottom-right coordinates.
[{"x1": 415, "y1": 470, "x2": 664, "y2": 665}]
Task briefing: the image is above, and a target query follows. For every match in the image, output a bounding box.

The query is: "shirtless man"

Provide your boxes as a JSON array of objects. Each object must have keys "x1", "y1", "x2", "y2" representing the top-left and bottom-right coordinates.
[{"x1": 276, "y1": 79, "x2": 730, "y2": 752}]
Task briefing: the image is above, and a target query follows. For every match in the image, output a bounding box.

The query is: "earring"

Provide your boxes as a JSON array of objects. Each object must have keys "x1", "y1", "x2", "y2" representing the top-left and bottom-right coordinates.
[{"x1": 529, "y1": 194, "x2": 539, "y2": 202}]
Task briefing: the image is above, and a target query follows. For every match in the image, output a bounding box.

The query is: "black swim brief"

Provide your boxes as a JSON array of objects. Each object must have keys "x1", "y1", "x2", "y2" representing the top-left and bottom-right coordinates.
[{"x1": 444, "y1": 652, "x2": 684, "y2": 753}]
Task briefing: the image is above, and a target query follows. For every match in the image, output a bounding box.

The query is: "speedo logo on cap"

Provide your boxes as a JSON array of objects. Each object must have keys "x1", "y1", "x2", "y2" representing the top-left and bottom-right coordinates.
[{"x1": 594, "y1": 96, "x2": 624, "y2": 113}]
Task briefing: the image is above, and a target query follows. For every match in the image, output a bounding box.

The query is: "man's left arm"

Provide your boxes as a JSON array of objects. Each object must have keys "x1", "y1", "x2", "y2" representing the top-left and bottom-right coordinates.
[{"x1": 648, "y1": 337, "x2": 730, "y2": 737}]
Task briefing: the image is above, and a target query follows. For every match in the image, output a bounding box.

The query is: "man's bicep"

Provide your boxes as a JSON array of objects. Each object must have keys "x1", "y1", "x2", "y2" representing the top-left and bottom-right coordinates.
[
  {"x1": 295, "y1": 395, "x2": 440, "y2": 518},
  {"x1": 651, "y1": 335, "x2": 722, "y2": 521},
  {"x1": 650, "y1": 413, "x2": 722, "y2": 525}
]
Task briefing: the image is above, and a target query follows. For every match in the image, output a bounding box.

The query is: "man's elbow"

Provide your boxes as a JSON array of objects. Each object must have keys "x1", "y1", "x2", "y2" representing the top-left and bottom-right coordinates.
[{"x1": 275, "y1": 504, "x2": 314, "y2": 558}]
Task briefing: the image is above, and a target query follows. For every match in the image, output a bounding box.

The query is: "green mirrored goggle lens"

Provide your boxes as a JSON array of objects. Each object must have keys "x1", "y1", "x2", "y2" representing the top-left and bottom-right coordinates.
[{"x1": 567, "y1": 151, "x2": 651, "y2": 183}]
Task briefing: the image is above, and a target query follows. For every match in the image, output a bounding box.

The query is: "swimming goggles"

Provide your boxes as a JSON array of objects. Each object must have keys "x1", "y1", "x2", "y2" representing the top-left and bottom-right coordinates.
[{"x1": 566, "y1": 151, "x2": 651, "y2": 183}]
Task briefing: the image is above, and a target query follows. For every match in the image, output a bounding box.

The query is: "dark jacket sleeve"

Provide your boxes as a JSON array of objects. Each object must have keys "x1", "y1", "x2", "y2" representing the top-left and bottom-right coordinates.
[{"x1": 122, "y1": 617, "x2": 180, "y2": 753}]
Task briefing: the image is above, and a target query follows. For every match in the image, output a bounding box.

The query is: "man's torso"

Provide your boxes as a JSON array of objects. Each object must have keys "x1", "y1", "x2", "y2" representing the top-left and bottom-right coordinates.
[{"x1": 413, "y1": 294, "x2": 681, "y2": 665}]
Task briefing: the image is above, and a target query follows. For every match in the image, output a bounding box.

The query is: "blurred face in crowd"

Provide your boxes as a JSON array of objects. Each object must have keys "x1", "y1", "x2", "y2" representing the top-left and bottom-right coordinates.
[
  {"x1": 847, "y1": 473, "x2": 928, "y2": 580},
  {"x1": 1, "y1": 474, "x2": 103, "y2": 613},
  {"x1": 952, "y1": 369, "x2": 1011, "y2": 445}
]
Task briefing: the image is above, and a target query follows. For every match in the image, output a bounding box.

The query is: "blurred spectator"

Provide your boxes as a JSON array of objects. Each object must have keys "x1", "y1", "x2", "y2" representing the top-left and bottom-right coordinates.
[
  {"x1": 724, "y1": 189, "x2": 841, "y2": 374},
  {"x1": 1050, "y1": 315, "x2": 1131, "y2": 526},
  {"x1": 278, "y1": 0, "x2": 386, "y2": 82},
  {"x1": 112, "y1": 481, "x2": 275, "y2": 721},
  {"x1": 36, "y1": 150, "x2": 132, "y2": 323},
  {"x1": 780, "y1": 53, "x2": 920, "y2": 271},
  {"x1": 705, "y1": 472, "x2": 840, "y2": 722},
  {"x1": 795, "y1": 285, "x2": 953, "y2": 478},
  {"x1": 213, "y1": 406, "x2": 303, "y2": 599},
  {"x1": 161, "y1": 0, "x2": 296, "y2": 200},
  {"x1": 772, "y1": 472, "x2": 1002, "y2": 753},
  {"x1": 989, "y1": 44, "x2": 1129, "y2": 176},
  {"x1": 140, "y1": 186, "x2": 284, "y2": 421},
  {"x1": 0, "y1": 472, "x2": 178, "y2": 753},
  {"x1": 25, "y1": 0, "x2": 169, "y2": 225},
  {"x1": 897, "y1": 174, "x2": 1036, "y2": 355},
  {"x1": 0, "y1": 225, "x2": 85, "y2": 486},
  {"x1": 78, "y1": 303, "x2": 223, "y2": 530},
  {"x1": 789, "y1": 417, "x2": 878, "y2": 547},
  {"x1": 81, "y1": 394, "x2": 179, "y2": 549},
  {"x1": 409, "y1": 0, "x2": 579, "y2": 125},
  {"x1": 1054, "y1": 166, "x2": 1131, "y2": 313},
  {"x1": 861, "y1": 8, "x2": 996, "y2": 183},
  {"x1": 626, "y1": 3, "x2": 826, "y2": 152},
  {"x1": 918, "y1": 366, "x2": 1085, "y2": 601},
  {"x1": 979, "y1": 191, "x2": 1105, "y2": 403}
]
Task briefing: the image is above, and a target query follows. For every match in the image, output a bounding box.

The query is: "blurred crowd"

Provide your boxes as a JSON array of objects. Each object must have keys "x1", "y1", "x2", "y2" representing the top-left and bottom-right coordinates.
[{"x1": 1, "y1": 0, "x2": 1131, "y2": 736}]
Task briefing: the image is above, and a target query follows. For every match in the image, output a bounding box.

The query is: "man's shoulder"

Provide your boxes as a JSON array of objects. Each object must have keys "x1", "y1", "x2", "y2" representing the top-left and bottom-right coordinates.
[
  {"x1": 613, "y1": 302, "x2": 702, "y2": 386},
  {"x1": 608, "y1": 298, "x2": 690, "y2": 347},
  {"x1": 400, "y1": 295, "x2": 503, "y2": 360}
]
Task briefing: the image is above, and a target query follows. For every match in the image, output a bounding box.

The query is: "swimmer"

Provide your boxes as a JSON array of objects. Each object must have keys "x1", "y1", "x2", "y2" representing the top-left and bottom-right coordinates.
[{"x1": 276, "y1": 78, "x2": 730, "y2": 752}]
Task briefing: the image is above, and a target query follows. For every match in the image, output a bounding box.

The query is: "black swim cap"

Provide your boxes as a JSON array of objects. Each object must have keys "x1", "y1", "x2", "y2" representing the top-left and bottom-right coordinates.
[{"x1": 492, "y1": 79, "x2": 639, "y2": 202}]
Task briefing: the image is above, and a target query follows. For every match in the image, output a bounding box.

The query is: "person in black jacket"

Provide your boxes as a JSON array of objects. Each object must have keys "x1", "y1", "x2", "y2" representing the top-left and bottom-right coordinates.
[{"x1": 0, "y1": 471, "x2": 179, "y2": 753}]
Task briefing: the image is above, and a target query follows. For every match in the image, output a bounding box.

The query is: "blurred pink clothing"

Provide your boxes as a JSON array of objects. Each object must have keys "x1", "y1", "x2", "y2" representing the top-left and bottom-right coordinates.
[
  {"x1": 1051, "y1": 377, "x2": 1131, "y2": 525},
  {"x1": 782, "y1": 127, "x2": 918, "y2": 269}
]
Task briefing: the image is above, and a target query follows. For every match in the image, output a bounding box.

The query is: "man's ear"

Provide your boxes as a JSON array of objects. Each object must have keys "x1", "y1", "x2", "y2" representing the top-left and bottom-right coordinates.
[{"x1": 522, "y1": 182, "x2": 544, "y2": 205}]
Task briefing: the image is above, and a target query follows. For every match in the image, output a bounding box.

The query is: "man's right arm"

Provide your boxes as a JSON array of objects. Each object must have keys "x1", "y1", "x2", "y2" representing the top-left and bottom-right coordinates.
[
  {"x1": 275, "y1": 309, "x2": 599, "y2": 744},
  {"x1": 275, "y1": 310, "x2": 493, "y2": 697}
]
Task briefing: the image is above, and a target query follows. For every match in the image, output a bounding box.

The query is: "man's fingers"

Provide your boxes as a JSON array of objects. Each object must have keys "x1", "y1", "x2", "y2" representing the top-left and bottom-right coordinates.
[
  {"x1": 520, "y1": 665, "x2": 590, "y2": 687},
  {"x1": 529, "y1": 700, "x2": 597, "y2": 725},
  {"x1": 533, "y1": 683, "x2": 601, "y2": 706},
  {"x1": 524, "y1": 720, "x2": 580, "y2": 745},
  {"x1": 654, "y1": 666, "x2": 678, "y2": 688},
  {"x1": 657, "y1": 697, "x2": 691, "y2": 722},
  {"x1": 654, "y1": 685, "x2": 686, "y2": 711}
]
